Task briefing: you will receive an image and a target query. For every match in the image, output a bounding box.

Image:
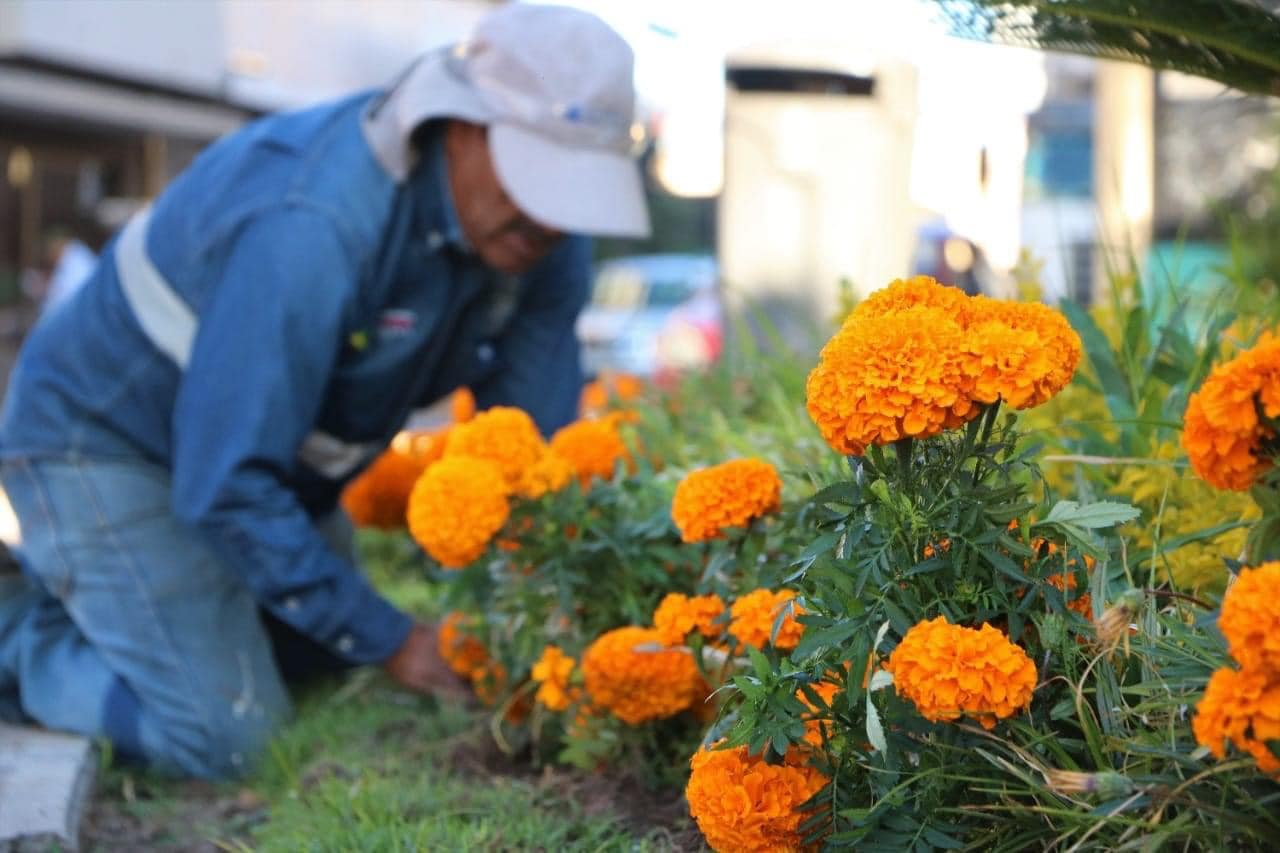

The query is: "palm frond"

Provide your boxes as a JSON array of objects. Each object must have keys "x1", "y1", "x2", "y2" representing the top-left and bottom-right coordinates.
[{"x1": 933, "y1": 0, "x2": 1280, "y2": 95}]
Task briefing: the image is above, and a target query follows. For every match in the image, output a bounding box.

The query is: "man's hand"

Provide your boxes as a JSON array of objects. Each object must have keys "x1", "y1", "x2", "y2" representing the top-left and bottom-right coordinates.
[{"x1": 383, "y1": 622, "x2": 470, "y2": 698}]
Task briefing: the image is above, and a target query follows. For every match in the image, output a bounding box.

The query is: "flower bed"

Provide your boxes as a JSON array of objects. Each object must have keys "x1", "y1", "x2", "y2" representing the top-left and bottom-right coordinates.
[{"x1": 343, "y1": 276, "x2": 1280, "y2": 851}]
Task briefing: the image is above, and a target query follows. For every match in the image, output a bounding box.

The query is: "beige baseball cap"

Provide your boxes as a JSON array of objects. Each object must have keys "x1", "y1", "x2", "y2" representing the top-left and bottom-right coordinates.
[{"x1": 362, "y1": 3, "x2": 651, "y2": 239}]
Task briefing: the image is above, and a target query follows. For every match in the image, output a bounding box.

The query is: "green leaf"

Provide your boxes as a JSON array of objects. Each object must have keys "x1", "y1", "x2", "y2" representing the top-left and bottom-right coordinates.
[
  {"x1": 983, "y1": 548, "x2": 1030, "y2": 583},
  {"x1": 809, "y1": 481, "x2": 862, "y2": 508},
  {"x1": 1059, "y1": 299, "x2": 1136, "y2": 422},
  {"x1": 1043, "y1": 500, "x2": 1141, "y2": 529},
  {"x1": 747, "y1": 646, "x2": 771, "y2": 681},
  {"x1": 791, "y1": 531, "x2": 842, "y2": 567},
  {"x1": 865, "y1": 690, "x2": 887, "y2": 754},
  {"x1": 791, "y1": 619, "x2": 860, "y2": 661},
  {"x1": 867, "y1": 670, "x2": 894, "y2": 692},
  {"x1": 922, "y1": 827, "x2": 965, "y2": 850}
]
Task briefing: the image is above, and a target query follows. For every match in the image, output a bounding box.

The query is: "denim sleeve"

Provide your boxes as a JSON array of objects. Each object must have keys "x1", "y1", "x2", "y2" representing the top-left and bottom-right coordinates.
[
  {"x1": 472, "y1": 235, "x2": 591, "y2": 436},
  {"x1": 169, "y1": 208, "x2": 412, "y2": 665}
]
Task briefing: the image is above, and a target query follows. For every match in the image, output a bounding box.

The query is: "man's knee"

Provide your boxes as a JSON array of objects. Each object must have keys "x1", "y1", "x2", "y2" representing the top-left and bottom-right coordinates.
[{"x1": 158, "y1": 701, "x2": 287, "y2": 780}]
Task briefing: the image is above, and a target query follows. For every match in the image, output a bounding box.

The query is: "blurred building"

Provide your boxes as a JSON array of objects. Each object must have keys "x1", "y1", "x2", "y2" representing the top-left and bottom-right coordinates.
[
  {"x1": 718, "y1": 44, "x2": 917, "y2": 346},
  {"x1": 0, "y1": 0, "x2": 493, "y2": 367}
]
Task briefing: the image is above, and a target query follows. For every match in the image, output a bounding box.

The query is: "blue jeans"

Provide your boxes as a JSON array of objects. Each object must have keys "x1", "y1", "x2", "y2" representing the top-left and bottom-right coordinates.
[{"x1": 0, "y1": 456, "x2": 358, "y2": 779}]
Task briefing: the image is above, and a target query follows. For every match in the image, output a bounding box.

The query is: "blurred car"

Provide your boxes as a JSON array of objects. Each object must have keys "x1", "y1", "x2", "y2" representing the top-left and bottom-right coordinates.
[{"x1": 576, "y1": 253, "x2": 722, "y2": 379}]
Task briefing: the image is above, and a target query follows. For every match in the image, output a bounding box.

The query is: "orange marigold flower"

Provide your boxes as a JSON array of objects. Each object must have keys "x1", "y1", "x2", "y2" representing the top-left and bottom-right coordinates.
[
  {"x1": 1026, "y1": 538, "x2": 1094, "y2": 618},
  {"x1": 806, "y1": 305, "x2": 981, "y2": 454},
  {"x1": 437, "y1": 611, "x2": 489, "y2": 679},
  {"x1": 612, "y1": 373, "x2": 644, "y2": 401},
  {"x1": 1045, "y1": 572, "x2": 1092, "y2": 619},
  {"x1": 1192, "y1": 665, "x2": 1280, "y2": 774},
  {"x1": 968, "y1": 299, "x2": 1081, "y2": 409},
  {"x1": 550, "y1": 417, "x2": 634, "y2": 489},
  {"x1": 922, "y1": 538, "x2": 951, "y2": 559},
  {"x1": 531, "y1": 644, "x2": 577, "y2": 712},
  {"x1": 886, "y1": 616, "x2": 1036, "y2": 729},
  {"x1": 1181, "y1": 332, "x2": 1280, "y2": 491},
  {"x1": 450, "y1": 386, "x2": 476, "y2": 423},
  {"x1": 340, "y1": 428, "x2": 447, "y2": 529},
  {"x1": 671, "y1": 458, "x2": 782, "y2": 542},
  {"x1": 686, "y1": 743, "x2": 828, "y2": 853},
  {"x1": 1219, "y1": 561, "x2": 1280, "y2": 672},
  {"x1": 471, "y1": 660, "x2": 509, "y2": 707},
  {"x1": 516, "y1": 451, "x2": 575, "y2": 500},
  {"x1": 579, "y1": 379, "x2": 608, "y2": 416},
  {"x1": 653, "y1": 592, "x2": 726, "y2": 646},
  {"x1": 729, "y1": 589, "x2": 805, "y2": 651},
  {"x1": 798, "y1": 681, "x2": 842, "y2": 747},
  {"x1": 581, "y1": 626, "x2": 705, "y2": 724},
  {"x1": 406, "y1": 456, "x2": 509, "y2": 568},
  {"x1": 443, "y1": 406, "x2": 547, "y2": 493},
  {"x1": 808, "y1": 278, "x2": 1079, "y2": 455},
  {"x1": 341, "y1": 448, "x2": 425, "y2": 530},
  {"x1": 852, "y1": 275, "x2": 977, "y2": 324},
  {"x1": 579, "y1": 372, "x2": 644, "y2": 417}
]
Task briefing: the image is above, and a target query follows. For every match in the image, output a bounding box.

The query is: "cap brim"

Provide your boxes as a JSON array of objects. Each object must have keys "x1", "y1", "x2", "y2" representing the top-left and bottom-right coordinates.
[{"x1": 489, "y1": 122, "x2": 651, "y2": 239}]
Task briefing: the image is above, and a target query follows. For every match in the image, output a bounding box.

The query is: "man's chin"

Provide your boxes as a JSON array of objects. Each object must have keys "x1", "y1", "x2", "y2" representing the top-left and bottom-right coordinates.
[{"x1": 479, "y1": 245, "x2": 543, "y2": 276}]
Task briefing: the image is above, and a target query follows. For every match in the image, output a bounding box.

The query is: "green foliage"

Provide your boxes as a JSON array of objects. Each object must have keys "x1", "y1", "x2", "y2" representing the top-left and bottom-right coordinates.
[{"x1": 935, "y1": 0, "x2": 1280, "y2": 95}]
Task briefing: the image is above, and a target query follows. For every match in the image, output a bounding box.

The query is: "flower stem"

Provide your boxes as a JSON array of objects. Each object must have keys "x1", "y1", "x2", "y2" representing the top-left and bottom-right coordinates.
[{"x1": 971, "y1": 402, "x2": 1003, "y2": 484}]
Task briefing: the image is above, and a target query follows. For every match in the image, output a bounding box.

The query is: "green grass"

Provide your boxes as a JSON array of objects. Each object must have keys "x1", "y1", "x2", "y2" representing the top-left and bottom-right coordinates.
[{"x1": 88, "y1": 530, "x2": 699, "y2": 852}]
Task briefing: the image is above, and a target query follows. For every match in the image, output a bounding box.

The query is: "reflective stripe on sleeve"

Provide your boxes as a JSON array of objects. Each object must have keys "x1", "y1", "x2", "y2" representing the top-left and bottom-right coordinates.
[
  {"x1": 113, "y1": 207, "x2": 373, "y2": 482},
  {"x1": 115, "y1": 207, "x2": 197, "y2": 368},
  {"x1": 297, "y1": 431, "x2": 375, "y2": 481}
]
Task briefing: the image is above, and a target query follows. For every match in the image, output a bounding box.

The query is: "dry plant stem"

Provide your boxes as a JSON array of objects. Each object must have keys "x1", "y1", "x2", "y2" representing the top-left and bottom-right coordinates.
[
  {"x1": 491, "y1": 679, "x2": 538, "y2": 756},
  {"x1": 1063, "y1": 791, "x2": 1148, "y2": 853},
  {"x1": 1142, "y1": 758, "x2": 1258, "y2": 831},
  {"x1": 1143, "y1": 588, "x2": 1211, "y2": 610},
  {"x1": 1041, "y1": 454, "x2": 1185, "y2": 467}
]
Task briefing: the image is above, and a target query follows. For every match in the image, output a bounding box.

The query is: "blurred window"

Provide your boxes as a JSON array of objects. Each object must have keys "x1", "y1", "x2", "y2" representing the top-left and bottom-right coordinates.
[
  {"x1": 590, "y1": 269, "x2": 703, "y2": 311},
  {"x1": 1025, "y1": 101, "x2": 1093, "y2": 201},
  {"x1": 1025, "y1": 128, "x2": 1093, "y2": 199},
  {"x1": 591, "y1": 268, "x2": 647, "y2": 310}
]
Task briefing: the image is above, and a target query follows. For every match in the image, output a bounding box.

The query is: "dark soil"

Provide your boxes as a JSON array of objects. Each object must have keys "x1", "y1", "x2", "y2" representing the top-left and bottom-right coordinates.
[{"x1": 84, "y1": 779, "x2": 265, "y2": 852}]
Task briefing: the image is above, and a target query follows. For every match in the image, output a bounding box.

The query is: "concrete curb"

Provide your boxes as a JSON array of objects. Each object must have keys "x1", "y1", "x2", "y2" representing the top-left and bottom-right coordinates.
[{"x1": 0, "y1": 725, "x2": 97, "y2": 852}]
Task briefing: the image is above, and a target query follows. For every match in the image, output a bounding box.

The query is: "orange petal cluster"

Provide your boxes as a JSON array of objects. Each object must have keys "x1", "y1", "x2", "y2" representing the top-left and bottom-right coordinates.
[
  {"x1": 444, "y1": 406, "x2": 548, "y2": 494},
  {"x1": 886, "y1": 616, "x2": 1036, "y2": 730},
  {"x1": 1219, "y1": 562, "x2": 1280, "y2": 676},
  {"x1": 806, "y1": 276, "x2": 1080, "y2": 455},
  {"x1": 340, "y1": 429, "x2": 445, "y2": 529},
  {"x1": 437, "y1": 611, "x2": 490, "y2": 679},
  {"x1": 1181, "y1": 332, "x2": 1280, "y2": 490},
  {"x1": 653, "y1": 592, "x2": 726, "y2": 646},
  {"x1": 1028, "y1": 538, "x2": 1095, "y2": 618},
  {"x1": 531, "y1": 644, "x2": 577, "y2": 711},
  {"x1": 550, "y1": 416, "x2": 634, "y2": 489},
  {"x1": 579, "y1": 372, "x2": 644, "y2": 417},
  {"x1": 406, "y1": 455, "x2": 509, "y2": 568},
  {"x1": 671, "y1": 458, "x2": 782, "y2": 542},
  {"x1": 729, "y1": 589, "x2": 805, "y2": 651},
  {"x1": 686, "y1": 743, "x2": 828, "y2": 853},
  {"x1": 450, "y1": 386, "x2": 476, "y2": 423},
  {"x1": 798, "y1": 681, "x2": 842, "y2": 747},
  {"x1": 969, "y1": 300, "x2": 1082, "y2": 409},
  {"x1": 516, "y1": 451, "x2": 575, "y2": 500},
  {"x1": 1192, "y1": 665, "x2": 1280, "y2": 774},
  {"x1": 581, "y1": 626, "x2": 705, "y2": 724}
]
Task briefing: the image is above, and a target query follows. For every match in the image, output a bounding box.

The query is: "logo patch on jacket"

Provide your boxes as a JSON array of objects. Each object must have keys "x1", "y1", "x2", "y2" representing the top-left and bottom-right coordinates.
[{"x1": 378, "y1": 309, "x2": 417, "y2": 340}]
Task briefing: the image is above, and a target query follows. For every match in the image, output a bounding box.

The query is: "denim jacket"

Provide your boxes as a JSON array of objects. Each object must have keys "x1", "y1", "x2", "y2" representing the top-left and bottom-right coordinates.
[{"x1": 0, "y1": 92, "x2": 591, "y2": 664}]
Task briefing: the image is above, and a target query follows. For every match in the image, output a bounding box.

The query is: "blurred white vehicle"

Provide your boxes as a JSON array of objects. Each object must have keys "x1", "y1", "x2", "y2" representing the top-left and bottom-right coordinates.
[{"x1": 576, "y1": 254, "x2": 722, "y2": 379}]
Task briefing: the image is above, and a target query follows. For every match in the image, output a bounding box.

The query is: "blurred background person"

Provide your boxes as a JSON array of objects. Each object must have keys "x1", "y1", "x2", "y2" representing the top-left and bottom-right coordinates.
[{"x1": 36, "y1": 224, "x2": 97, "y2": 318}]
